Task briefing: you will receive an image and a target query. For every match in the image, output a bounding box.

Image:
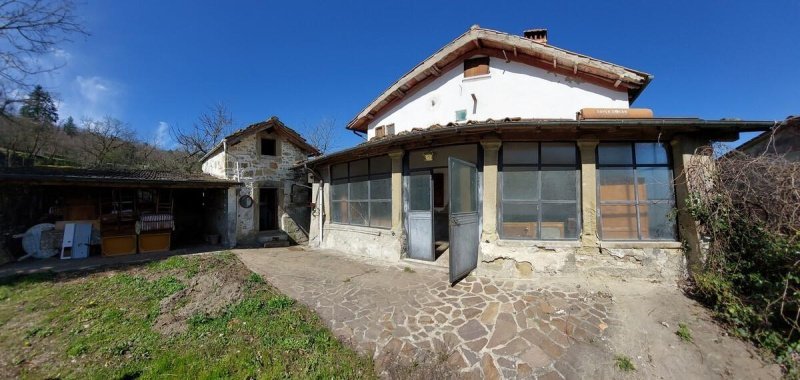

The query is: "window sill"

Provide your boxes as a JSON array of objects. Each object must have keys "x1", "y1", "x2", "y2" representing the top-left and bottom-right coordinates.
[
  {"x1": 325, "y1": 223, "x2": 392, "y2": 236},
  {"x1": 599, "y1": 241, "x2": 683, "y2": 249},
  {"x1": 462, "y1": 74, "x2": 491, "y2": 82},
  {"x1": 495, "y1": 239, "x2": 581, "y2": 248}
]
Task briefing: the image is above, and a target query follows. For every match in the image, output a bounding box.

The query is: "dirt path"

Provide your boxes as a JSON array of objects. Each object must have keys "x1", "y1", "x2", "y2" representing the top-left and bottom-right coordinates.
[{"x1": 236, "y1": 247, "x2": 781, "y2": 379}]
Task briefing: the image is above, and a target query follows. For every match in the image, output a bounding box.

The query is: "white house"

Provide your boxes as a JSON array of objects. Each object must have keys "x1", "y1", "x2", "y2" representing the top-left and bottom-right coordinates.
[{"x1": 302, "y1": 26, "x2": 773, "y2": 283}]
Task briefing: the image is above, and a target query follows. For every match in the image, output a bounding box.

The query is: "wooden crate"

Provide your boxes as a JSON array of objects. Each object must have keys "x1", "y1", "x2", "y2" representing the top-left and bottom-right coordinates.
[
  {"x1": 138, "y1": 232, "x2": 171, "y2": 253},
  {"x1": 101, "y1": 235, "x2": 137, "y2": 256}
]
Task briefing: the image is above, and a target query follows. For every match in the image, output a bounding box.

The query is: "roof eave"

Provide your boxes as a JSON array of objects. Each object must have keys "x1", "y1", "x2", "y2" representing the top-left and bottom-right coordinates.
[
  {"x1": 314, "y1": 119, "x2": 777, "y2": 167},
  {"x1": 345, "y1": 27, "x2": 652, "y2": 132}
]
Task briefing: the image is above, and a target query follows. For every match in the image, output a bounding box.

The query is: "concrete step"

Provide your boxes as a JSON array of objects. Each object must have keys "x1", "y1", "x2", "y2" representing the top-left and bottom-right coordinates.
[{"x1": 256, "y1": 231, "x2": 291, "y2": 248}]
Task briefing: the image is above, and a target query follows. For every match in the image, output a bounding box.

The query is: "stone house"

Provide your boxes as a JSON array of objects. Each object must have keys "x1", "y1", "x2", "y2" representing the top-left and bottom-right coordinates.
[
  {"x1": 201, "y1": 117, "x2": 320, "y2": 245},
  {"x1": 302, "y1": 26, "x2": 775, "y2": 283}
]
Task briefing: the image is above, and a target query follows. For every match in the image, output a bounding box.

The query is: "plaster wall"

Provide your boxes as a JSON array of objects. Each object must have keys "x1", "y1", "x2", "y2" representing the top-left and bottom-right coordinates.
[
  {"x1": 367, "y1": 58, "x2": 629, "y2": 138},
  {"x1": 479, "y1": 240, "x2": 685, "y2": 281}
]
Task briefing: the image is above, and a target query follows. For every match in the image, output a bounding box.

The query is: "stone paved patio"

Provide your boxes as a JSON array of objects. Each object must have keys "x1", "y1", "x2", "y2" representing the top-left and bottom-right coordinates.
[{"x1": 236, "y1": 247, "x2": 619, "y2": 379}]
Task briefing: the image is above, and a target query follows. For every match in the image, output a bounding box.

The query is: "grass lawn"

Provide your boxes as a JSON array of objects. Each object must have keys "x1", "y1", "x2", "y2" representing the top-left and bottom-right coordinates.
[{"x1": 0, "y1": 252, "x2": 375, "y2": 379}]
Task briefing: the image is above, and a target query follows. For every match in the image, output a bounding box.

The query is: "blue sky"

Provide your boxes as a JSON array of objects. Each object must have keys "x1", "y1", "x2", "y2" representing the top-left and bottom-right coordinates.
[{"x1": 39, "y1": 0, "x2": 799, "y2": 151}]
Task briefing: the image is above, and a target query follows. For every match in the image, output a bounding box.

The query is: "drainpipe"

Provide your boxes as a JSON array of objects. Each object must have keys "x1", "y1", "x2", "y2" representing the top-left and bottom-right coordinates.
[{"x1": 303, "y1": 162, "x2": 324, "y2": 246}]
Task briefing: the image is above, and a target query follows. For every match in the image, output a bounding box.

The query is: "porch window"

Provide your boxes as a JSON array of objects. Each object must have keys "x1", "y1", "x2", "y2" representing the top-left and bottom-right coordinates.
[
  {"x1": 597, "y1": 142, "x2": 676, "y2": 240},
  {"x1": 330, "y1": 156, "x2": 392, "y2": 228},
  {"x1": 499, "y1": 142, "x2": 580, "y2": 240}
]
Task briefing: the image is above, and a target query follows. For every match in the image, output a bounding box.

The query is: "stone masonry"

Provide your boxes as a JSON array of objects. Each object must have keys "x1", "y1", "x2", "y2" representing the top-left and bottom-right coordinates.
[{"x1": 202, "y1": 126, "x2": 313, "y2": 245}]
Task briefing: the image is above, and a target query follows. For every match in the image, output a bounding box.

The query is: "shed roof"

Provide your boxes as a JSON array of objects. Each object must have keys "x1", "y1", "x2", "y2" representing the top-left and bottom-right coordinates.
[
  {"x1": 200, "y1": 116, "x2": 320, "y2": 162},
  {"x1": 736, "y1": 116, "x2": 800, "y2": 153},
  {"x1": 0, "y1": 166, "x2": 241, "y2": 188},
  {"x1": 346, "y1": 26, "x2": 654, "y2": 132}
]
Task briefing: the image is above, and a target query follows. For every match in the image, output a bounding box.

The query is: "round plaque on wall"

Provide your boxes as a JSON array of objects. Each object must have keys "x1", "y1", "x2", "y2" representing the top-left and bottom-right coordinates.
[{"x1": 239, "y1": 195, "x2": 254, "y2": 208}]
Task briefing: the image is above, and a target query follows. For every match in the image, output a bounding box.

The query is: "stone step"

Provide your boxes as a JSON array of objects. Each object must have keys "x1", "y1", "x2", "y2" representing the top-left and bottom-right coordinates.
[{"x1": 263, "y1": 240, "x2": 291, "y2": 248}]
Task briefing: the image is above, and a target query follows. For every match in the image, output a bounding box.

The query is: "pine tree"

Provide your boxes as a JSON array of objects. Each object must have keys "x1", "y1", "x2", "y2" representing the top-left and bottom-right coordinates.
[
  {"x1": 62, "y1": 116, "x2": 78, "y2": 136},
  {"x1": 19, "y1": 85, "x2": 58, "y2": 125}
]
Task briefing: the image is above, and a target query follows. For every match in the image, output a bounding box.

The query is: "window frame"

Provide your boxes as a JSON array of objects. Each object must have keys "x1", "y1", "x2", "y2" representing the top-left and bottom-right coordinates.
[
  {"x1": 329, "y1": 157, "x2": 392, "y2": 229},
  {"x1": 498, "y1": 142, "x2": 582, "y2": 241},
  {"x1": 596, "y1": 141, "x2": 677, "y2": 241}
]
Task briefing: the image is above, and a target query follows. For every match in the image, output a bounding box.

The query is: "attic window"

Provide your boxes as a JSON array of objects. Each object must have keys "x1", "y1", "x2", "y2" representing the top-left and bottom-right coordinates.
[
  {"x1": 261, "y1": 138, "x2": 277, "y2": 156},
  {"x1": 464, "y1": 57, "x2": 490, "y2": 78}
]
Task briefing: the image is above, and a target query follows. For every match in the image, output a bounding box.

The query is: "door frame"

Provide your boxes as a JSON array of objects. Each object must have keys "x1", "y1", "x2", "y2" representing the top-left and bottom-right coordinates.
[{"x1": 258, "y1": 187, "x2": 279, "y2": 231}]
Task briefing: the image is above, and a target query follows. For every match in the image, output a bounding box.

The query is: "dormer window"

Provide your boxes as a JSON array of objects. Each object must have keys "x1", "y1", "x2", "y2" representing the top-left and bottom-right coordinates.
[{"x1": 464, "y1": 57, "x2": 490, "y2": 78}]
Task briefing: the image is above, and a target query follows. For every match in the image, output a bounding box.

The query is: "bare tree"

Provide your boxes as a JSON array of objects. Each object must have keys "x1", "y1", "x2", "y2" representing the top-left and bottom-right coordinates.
[
  {"x1": 171, "y1": 102, "x2": 233, "y2": 160},
  {"x1": 0, "y1": 0, "x2": 87, "y2": 113},
  {"x1": 305, "y1": 117, "x2": 338, "y2": 154},
  {"x1": 80, "y1": 116, "x2": 134, "y2": 166}
]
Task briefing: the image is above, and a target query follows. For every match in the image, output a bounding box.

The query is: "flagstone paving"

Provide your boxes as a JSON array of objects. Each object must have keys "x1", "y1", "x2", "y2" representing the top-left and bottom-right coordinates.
[
  {"x1": 237, "y1": 247, "x2": 783, "y2": 379},
  {"x1": 236, "y1": 248, "x2": 618, "y2": 379}
]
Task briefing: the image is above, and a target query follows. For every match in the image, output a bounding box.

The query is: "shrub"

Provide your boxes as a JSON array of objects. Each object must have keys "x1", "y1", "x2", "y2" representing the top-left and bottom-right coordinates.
[{"x1": 685, "y1": 146, "x2": 800, "y2": 376}]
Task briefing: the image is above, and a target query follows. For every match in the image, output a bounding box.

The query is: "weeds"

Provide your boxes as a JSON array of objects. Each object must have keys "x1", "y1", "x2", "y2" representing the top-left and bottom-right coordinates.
[
  {"x1": 614, "y1": 354, "x2": 636, "y2": 372},
  {"x1": 403, "y1": 267, "x2": 415, "y2": 273},
  {"x1": 676, "y1": 323, "x2": 693, "y2": 343}
]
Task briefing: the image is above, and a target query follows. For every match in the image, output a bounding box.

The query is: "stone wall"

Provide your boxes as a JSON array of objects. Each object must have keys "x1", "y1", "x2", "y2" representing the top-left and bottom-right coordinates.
[{"x1": 202, "y1": 130, "x2": 312, "y2": 244}]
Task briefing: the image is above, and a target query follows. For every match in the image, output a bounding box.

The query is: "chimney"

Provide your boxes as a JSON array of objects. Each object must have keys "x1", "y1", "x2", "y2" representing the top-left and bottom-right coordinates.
[{"x1": 523, "y1": 28, "x2": 548, "y2": 44}]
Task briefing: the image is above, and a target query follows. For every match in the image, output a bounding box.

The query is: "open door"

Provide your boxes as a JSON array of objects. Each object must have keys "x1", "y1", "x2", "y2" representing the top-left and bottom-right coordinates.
[
  {"x1": 448, "y1": 157, "x2": 479, "y2": 284},
  {"x1": 407, "y1": 171, "x2": 434, "y2": 260}
]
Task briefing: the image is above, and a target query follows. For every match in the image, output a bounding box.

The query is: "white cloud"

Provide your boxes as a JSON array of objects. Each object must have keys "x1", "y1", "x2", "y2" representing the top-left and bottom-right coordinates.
[
  {"x1": 154, "y1": 121, "x2": 173, "y2": 149},
  {"x1": 58, "y1": 75, "x2": 122, "y2": 121}
]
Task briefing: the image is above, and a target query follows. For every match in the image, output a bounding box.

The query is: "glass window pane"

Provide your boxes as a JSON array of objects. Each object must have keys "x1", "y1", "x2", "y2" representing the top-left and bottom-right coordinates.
[
  {"x1": 598, "y1": 143, "x2": 633, "y2": 165},
  {"x1": 598, "y1": 168, "x2": 636, "y2": 201},
  {"x1": 370, "y1": 156, "x2": 391, "y2": 174},
  {"x1": 369, "y1": 201, "x2": 391, "y2": 228},
  {"x1": 541, "y1": 143, "x2": 576, "y2": 165},
  {"x1": 350, "y1": 159, "x2": 368, "y2": 177},
  {"x1": 635, "y1": 143, "x2": 669, "y2": 165},
  {"x1": 501, "y1": 202, "x2": 538, "y2": 239},
  {"x1": 349, "y1": 202, "x2": 368, "y2": 225},
  {"x1": 639, "y1": 202, "x2": 676, "y2": 240},
  {"x1": 451, "y1": 163, "x2": 477, "y2": 213},
  {"x1": 370, "y1": 176, "x2": 391, "y2": 200},
  {"x1": 331, "y1": 181, "x2": 348, "y2": 201},
  {"x1": 502, "y1": 167, "x2": 538, "y2": 201},
  {"x1": 541, "y1": 168, "x2": 577, "y2": 201},
  {"x1": 331, "y1": 201, "x2": 348, "y2": 223},
  {"x1": 349, "y1": 177, "x2": 368, "y2": 200},
  {"x1": 331, "y1": 163, "x2": 348, "y2": 179},
  {"x1": 503, "y1": 142, "x2": 538, "y2": 165},
  {"x1": 637, "y1": 168, "x2": 674, "y2": 201},
  {"x1": 409, "y1": 173, "x2": 431, "y2": 211},
  {"x1": 599, "y1": 204, "x2": 638, "y2": 240},
  {"x1": 541, "y1": 203, "x2": 579, "y2": 239}
]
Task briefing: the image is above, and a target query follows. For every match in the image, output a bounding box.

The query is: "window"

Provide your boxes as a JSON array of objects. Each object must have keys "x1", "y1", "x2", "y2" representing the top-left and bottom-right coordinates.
[
  {"x1": 261, "y1": 138, "x2": 277, "y2": 156},
  {"x1": 499, "y1": 142, "x2": 580, "y2": 240},
  {"x1": 597, "y1": 142, "x2": 676, "y2": 240},
  {"x1": 464, "y1": 57, "x2": 489, "y2": 78},
  {"x1": 330, "y1": 156, "x2": 392, "y2": 228}
]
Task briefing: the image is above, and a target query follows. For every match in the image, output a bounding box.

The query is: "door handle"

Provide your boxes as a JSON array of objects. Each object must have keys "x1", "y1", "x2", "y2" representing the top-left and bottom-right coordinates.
[{"x1": 450, "y1": 217, "x2": 459, "y2": 226}]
